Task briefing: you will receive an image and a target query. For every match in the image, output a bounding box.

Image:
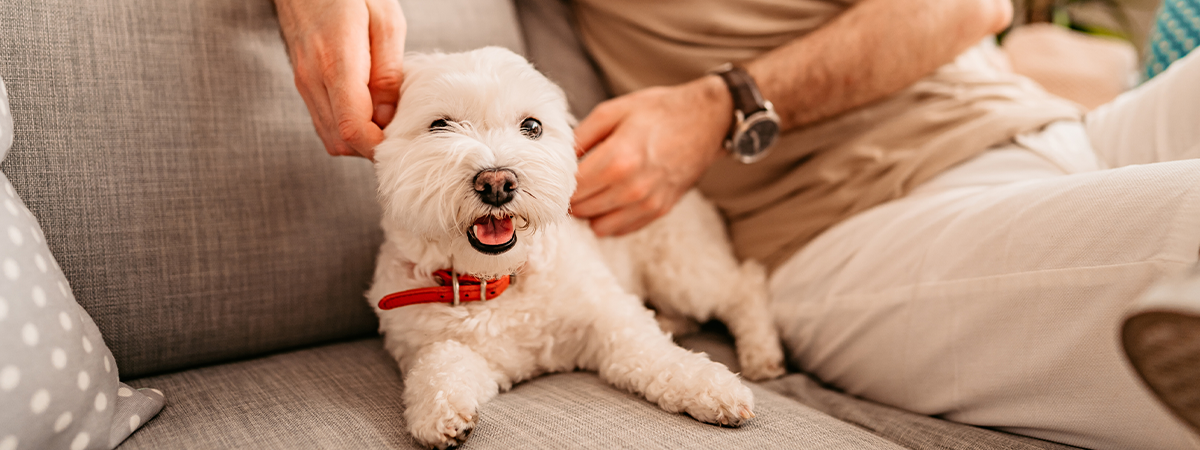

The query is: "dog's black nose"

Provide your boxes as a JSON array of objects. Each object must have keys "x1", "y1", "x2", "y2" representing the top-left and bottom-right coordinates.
[{"x1": 474, "y1": 168, "x2": 518, "y2": 207}]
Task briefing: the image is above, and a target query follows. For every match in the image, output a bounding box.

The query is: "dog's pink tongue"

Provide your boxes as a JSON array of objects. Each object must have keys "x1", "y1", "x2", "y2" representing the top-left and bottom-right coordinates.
[{"x1": 473, "y1": 216, "x2": 515, "y2": 245}]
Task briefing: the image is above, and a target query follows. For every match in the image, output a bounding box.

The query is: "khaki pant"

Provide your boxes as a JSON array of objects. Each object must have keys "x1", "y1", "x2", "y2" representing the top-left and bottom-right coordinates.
[{"x1": 770, "y1": 51, "x2": 1200, "y2": 449}]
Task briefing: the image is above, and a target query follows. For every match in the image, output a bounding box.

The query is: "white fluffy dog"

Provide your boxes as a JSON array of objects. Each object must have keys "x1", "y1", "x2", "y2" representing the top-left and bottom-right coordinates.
[{"x1": 366, "y1": 47, "x2": 785, "y2": 449}]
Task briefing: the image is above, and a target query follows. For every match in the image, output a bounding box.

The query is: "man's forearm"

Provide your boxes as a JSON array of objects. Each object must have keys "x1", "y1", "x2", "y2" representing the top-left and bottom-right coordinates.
[{"x1": 745, "y1": 0, "x2": 1012, "y2": 130}]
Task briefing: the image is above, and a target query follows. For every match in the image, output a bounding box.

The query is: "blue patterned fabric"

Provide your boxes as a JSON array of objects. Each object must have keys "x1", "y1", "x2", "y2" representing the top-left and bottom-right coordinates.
[{"x1": 1146, "y1": 0, "x2": 1200, "y2": 79}]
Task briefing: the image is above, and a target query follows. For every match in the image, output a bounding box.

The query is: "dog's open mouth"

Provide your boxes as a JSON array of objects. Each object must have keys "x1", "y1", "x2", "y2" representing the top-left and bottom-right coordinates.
[{"x1": 467, "y1": 214, "x2": 516, "y2": 254}]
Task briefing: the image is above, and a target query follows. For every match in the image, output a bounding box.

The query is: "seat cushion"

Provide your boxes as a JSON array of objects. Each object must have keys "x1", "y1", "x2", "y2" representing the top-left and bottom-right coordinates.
[
  {"x1": 120, "y1": 333, "x2": 1079, "y2": 450},
  {"x1": 679, "y1": 329, "x2": 1078, "y2": 450},
  {"x1": 120, "y1": 338, "x2": 904, "y2": 450},
  {"x1": 760, "y1": 377, "x2": 1078, "y2": 450},
  {"x1": 0, "y1": 0, "x2": 523, "y2": 378}
]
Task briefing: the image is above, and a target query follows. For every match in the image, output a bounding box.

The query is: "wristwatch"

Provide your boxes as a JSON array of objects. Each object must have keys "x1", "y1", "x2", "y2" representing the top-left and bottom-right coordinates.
[{"x1": 712, "y1": 63, "x2": 781, "y2": 164}]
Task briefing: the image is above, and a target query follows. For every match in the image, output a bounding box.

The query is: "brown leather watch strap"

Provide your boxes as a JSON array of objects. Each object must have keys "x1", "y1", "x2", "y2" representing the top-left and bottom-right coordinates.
[{"x1": 716, "y1": 66, "x2": 768, "y2": 116}]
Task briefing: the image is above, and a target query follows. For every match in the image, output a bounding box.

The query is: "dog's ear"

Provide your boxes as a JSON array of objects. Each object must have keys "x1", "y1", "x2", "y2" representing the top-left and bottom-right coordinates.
[{"x1": 399, "y1": 51, "x2": 440, "y2": 95}]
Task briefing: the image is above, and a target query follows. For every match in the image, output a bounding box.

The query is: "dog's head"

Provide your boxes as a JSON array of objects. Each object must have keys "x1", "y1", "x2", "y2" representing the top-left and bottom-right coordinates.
[{"x1": 374, "y1": 47, "x2": 577, "y2": 276}]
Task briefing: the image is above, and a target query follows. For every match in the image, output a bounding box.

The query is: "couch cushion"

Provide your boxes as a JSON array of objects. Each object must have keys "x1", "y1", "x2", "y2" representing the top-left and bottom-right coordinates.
[
  {"x1": 0, "y1": 75, "x2": 10, "y2": 161},
  {"x1": 760, "y1": 376, "x2": 1079, "y2": 450},
  {"x1": 0, "y1": 171, "x2": 166, "y2": 450},
  {"x1": 406, "y1": 0, "x2": 524, "y2": 55},
  {"x1": 120, "y1": 338, "x2": 903, "y2": 450},
  {"x1": 679, "y1": 329, "x2": 1079, "y2": 450},
  {"x1": 0, "y1": 0, "x2": 523, "y2": 378},
  {"x1": 514, "y1": 0, "x2": 610, "y2": 120},
  {"x1": 1, "y1": 77, "x2": 164, "y2": 450}
]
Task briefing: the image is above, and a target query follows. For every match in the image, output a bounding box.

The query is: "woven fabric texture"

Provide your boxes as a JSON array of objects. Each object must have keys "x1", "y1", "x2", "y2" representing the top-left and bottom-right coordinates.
[
  {"x1": 1, "y1": 76, "x2": 164, "y2": 450},
  {"x1": 121, "y1": 338, "x2": 903, "y2": 450},
  {"x1": 0, "y1": 75, "x2": 10, "y2": 159},
  {"x1": 0, "y1": 0, "x2": 524, "y2": 378},
  {"x1": 514, "y1": 0, "x2": 609, "y2": 120},
  {"x1": 760, "y1": 375, "x2": 1080, "y2": 450},
  {"x1": 682, "y1": 328, "x2": 1080, "y2": 450}
]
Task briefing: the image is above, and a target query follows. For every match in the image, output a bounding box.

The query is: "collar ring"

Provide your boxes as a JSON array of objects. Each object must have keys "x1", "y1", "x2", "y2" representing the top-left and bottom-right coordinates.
[{"x1": 451, "y1": 270, "x2": 460, "y2": 306}]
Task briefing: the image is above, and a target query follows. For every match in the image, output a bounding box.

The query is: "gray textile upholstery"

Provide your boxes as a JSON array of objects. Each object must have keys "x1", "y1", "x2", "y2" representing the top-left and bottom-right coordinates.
[
  {"x1": 2, "y1": 75, "x2": 164, "y2": 450},
  {"x1": 0, "y1": 172, "x2": 165, "y2": 450},
  {"x1": 121, "y1": 338, "x2": 904, "y2": 450},
  {"x1": 684, "y1": 330, "x2": 1080, "y2": 450},
  {"x1": 514, "y1": 0, "x2": 610, "y2": 120},
  {"x1": 761, "y1": 376, "x2": 1081, "y2": 450},
  {"x1": 0, "y1": 0, "x2": 524, "y2": 378},
  {"x1": 120, "y1": 333, "x2": 1079, "y2": 450},
  {"x1": 0, "y1": 76, "x2": 10, "y2": 160},
  {"x1": 405, "y1": 0, "x2": 525, "y2": 55}
]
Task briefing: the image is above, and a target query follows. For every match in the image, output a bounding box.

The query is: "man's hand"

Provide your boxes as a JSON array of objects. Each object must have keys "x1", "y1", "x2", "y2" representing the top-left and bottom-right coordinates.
[
  {"x1": 275, "y1": 0, "x2": 406, "y2": 160},
  {"x1": 571, "y1": 0, "x2": 1010, "y2": 236},
  {"x1": 571, "y1": 75, "x2": 732, "y2": 236}
]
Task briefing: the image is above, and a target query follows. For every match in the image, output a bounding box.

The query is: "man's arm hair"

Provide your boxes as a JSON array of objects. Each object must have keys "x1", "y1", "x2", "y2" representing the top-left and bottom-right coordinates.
[{"x1": 746, "y1": 0, "x2": 1013, "y2": 130}]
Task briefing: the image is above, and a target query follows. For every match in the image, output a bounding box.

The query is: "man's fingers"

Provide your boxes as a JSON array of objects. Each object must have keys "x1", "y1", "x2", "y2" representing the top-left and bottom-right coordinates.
[
  {"x1": 572, "y1": 127, "x2": 647, "y2": 204},
  {"x1": 573, "y1": 100, "x2": 629, "y2": 158},
  {"x1": 571, "y1": 139, "x2": 629, "y2": 204},
  {"x1": 573, "y1": 178, "x2": 653, "y2": 218},
  {"x1": 366, "y1": 0, "x2": 406, "y2": 128},
  {"x1": 326, "y1": 78, "x2": 382, "y2": 154},
  {"x1": 323, "y1": 35, "x2": 384, "y2": 159},
  {"x1": 570, "y1": 184, "x2": 615, "y2": 219},
  {"x1": 295, "y1": 66, "x2": 347, "y2": 156},
  {"x1": 276, "y1": 0, "x2": 385, "y2": 160},
  {"x1": 308, "y1": 71, "x2": 361, "y2": 157},
  {"x1": 593, "y1": 191, "x2": 673, "y2": 236},
  {"x1": 588, "y1": 205, "x2": 657, "y2": 237}
]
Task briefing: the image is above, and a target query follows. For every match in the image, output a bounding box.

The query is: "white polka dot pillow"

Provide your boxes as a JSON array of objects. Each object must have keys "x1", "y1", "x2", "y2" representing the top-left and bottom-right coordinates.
[{"x1": 0, "y1": 77, "x2": 163, "y2": 449}]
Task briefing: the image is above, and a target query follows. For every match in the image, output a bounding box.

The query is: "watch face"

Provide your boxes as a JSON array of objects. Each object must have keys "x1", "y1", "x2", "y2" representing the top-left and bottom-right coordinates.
[{"x1": 733, "y1": 117, "x2": 780, "y2": 159}]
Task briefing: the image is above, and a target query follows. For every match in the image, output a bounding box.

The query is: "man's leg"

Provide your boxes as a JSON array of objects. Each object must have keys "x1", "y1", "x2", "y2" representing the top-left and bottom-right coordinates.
[
  {"x1": 1087, "y1": 49, "x2": 1200, "y2": 167},
  {"x1": 770, "y1": 137, "x2": 1200, "y2": 449}
]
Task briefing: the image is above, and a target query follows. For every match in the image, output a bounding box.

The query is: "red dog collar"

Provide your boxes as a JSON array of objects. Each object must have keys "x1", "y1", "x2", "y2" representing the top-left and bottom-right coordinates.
[{"x1": 378, "y1": 270, "x2": 511, "y2": 310}]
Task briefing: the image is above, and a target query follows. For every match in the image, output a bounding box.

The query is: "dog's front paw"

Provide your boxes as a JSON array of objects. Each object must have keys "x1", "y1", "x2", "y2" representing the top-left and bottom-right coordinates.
[
  {"x1": 407, "y1": 400, "x2": 478, "y2": 449},
  {"x1": 683, "y1": 381, "x2": 756, "y2": 427},
  {"x1": 661, "y1": 361, "x2": 757, "y2": 427},
  {"x1": 738, "y1": 342, "x2": 786, "y2": 381}
]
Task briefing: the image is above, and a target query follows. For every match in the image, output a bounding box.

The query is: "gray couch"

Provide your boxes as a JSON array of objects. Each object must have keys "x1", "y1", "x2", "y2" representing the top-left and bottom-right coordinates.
[{"x1": 0, "y1": 0, "x2": 1081, "y2": 448}]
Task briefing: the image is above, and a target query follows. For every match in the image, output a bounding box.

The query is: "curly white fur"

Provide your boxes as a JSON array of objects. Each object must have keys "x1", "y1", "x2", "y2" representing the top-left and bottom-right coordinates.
[{"x1": 367, "y1": 47, "x2": 784, "y2": 449}]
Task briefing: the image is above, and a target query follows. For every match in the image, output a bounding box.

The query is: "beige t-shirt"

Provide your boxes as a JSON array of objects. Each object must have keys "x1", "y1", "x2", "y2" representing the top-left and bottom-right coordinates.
[{"x1": 574, "y1": 0, "x2": 1083, "y2": 270}]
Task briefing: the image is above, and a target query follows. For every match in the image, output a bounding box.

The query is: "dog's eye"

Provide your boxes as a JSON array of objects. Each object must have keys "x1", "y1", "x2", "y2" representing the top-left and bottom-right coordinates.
[
  {"x1": 430, "y1": 119, "x2": 452, "y2": 131},
  {"x1": 520, "y1": 118, "x2": 542, "y2": 140}
]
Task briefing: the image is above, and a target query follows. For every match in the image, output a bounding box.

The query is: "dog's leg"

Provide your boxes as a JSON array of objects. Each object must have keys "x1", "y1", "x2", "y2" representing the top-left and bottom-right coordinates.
[
  {"x1": 645, "y1": 260, "x2": 784, "y2": 380},
  {"x1": 403, "y1": 340, "x2": 501, "y2": 449},
  {"x1": 712, "y1": 261, "x2": 786, "y2": 380},
  {"x1": 637, "y1": 192, "x2": 786, "y2": 381},
  {"x1": 654, "y1": 310, "x2": 700, "y2": 337},
  {"x1": 585, "y1": 300, "x2": 756, "y2": 426}
]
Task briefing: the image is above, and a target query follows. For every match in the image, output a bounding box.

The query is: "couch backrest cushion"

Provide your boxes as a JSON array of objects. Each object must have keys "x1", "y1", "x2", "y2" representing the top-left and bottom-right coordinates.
[
  {"x1": 0, "y1": 0, "x2": 524, "y2": 378},
  {"x1": 0, "y1": 76, "x2": 10, "y2": 162},
  {"x1": 514, "y1": 0, "x2": 610, "y2": 120}
]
